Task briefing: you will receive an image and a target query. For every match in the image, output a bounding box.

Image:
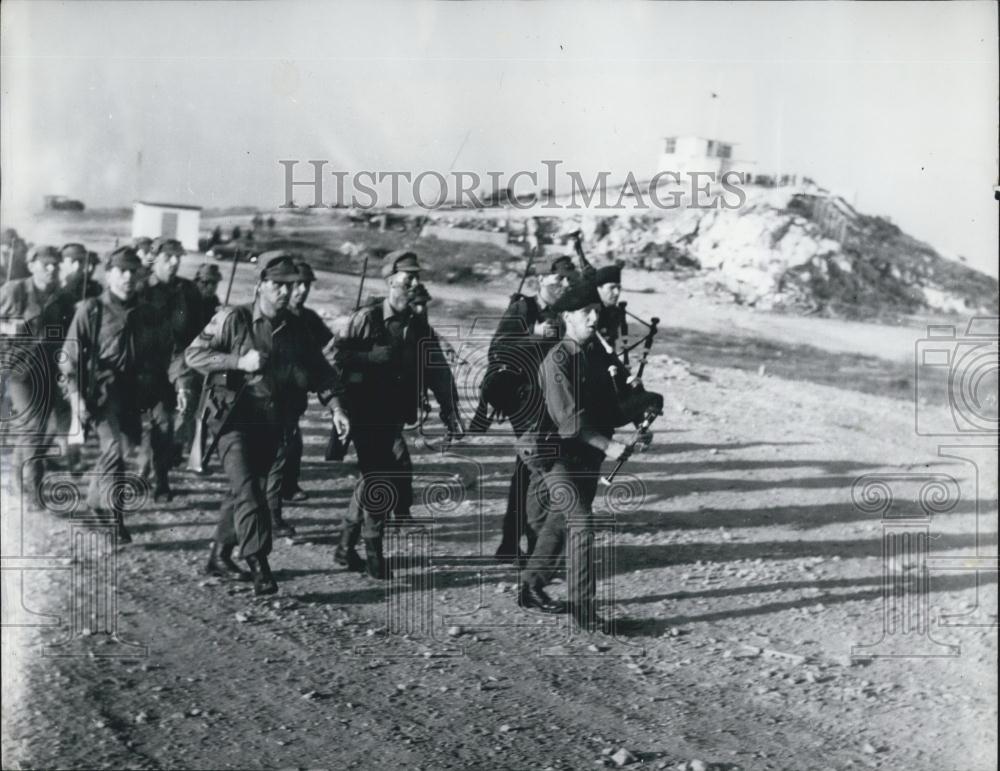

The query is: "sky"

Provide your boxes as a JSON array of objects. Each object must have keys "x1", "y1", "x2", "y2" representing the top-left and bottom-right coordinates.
[{"x1": 2, "y1": 1, "x2": 997, "y2": 276}]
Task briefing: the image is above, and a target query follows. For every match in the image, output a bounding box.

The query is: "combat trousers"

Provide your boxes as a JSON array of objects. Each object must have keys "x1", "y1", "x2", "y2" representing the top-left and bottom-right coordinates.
[
  {"x1": 344, "y1": 425, "x2": 412, "y2": 540},
  {"x1": 280, "y1": 421, "x2": 304, "y2": 497},
  {"x1": 499, "y1": 409, "x2": 541, "y2": 554},
  {"x1": 138, "y1": 400, "x2": 174, "y2": 494},
  {"x1": 86, "y1": 405, "x2": 142, "y2": 518},
  {"x1": 524, "y1": 459, "x2": 602, "y2": 611},
  {"x1": 6, "y1": 376, "x2": 61, "y2": 505},
  {"x1": 173, "y1": 371, "x2": 202, "y2": 460},
  {"x1": 214, "y1": 422, "x2": 281, "y2": 560}
]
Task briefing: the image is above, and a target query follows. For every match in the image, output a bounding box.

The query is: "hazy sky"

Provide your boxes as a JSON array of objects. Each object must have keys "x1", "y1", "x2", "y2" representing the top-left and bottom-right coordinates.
[{"x1": 2, "y1": 1, "x2": 997, "y2": 275}]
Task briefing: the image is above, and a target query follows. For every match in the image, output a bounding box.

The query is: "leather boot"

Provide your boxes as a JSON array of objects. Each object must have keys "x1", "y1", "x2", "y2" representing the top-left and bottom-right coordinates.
[
  {"x1": 205, "y1": 541, "x2": 252, "y2": 581},
  {"x1": 245, "y1": 554, "x2": 278, "y2": 596},
  {"x1": 363, "y1": 537, "x2": 392, "y2": 580},
  {"x1": 334, "y1": 521, "x2": 366, "y2": 572}
]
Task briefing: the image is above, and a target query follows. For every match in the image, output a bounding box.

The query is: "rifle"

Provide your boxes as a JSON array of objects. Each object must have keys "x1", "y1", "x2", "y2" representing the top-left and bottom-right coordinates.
[
  {"x1": 354, "y1": 254, "x2": 369, "y2": 310},
  {"x1": 224, "y1": 248, "x2": 240, "y2": 306},
  {"x1": 601, "y1": 404, "x2": 661, "y2": 485}
]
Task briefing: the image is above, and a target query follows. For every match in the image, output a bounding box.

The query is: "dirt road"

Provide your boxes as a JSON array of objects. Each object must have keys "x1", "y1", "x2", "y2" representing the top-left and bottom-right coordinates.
[{"x1": 2, "y1": 265, "x2": 996, "y2": 770}]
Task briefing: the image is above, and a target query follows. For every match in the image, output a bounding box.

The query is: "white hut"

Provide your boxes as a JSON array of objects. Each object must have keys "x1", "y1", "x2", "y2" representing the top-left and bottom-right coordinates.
[{"x1": 132, "y1": 201, "x2": 202, "y2": 251}]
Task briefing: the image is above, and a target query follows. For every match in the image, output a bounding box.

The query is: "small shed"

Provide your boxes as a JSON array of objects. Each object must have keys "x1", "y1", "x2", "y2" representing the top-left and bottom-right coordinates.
[{"x1": 132, "y1": 201, "x2": 202, "y2": 251}]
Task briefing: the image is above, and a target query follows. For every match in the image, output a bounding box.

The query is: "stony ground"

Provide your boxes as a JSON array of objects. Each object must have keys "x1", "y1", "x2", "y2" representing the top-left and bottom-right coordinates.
[{"x1": 2, "y1": 252, "x2": 997, "y2": 771}]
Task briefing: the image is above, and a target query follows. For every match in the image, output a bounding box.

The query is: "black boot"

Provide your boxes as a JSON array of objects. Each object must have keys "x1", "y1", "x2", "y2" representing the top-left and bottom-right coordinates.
[
  {"x1": 245, "y1": 554, "x2": 278, "y2": 596},
  {"x1": 334, "y1": 521, "x2": 365, "y2": 572},
  {"x1": 363, "y1": 537, "x2": 392, "y2": 580},
  {"x1": 205, "y1": 541, "x2": 252, "y2": 581}
]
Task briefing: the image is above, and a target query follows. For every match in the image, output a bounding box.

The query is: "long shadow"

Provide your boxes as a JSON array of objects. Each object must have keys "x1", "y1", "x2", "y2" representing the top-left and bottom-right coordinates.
[
  {"x1": 612, "y1": 532, "x2": 996, "y2": 573},
  {"x1": 615, "y1": 570, "x2": 997, "y2": 637},
  {"x1": 662, "y1": 326, "x2": 952, "y2": 405}
]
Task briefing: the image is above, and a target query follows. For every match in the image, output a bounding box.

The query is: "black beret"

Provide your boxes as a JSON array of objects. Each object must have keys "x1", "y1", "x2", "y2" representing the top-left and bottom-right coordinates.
[
  {"x1": 60, "y1": 243, "x2": 88, "y2": 260},
  {"x1": 551, "y1": 280, "x2": 601, "y2": 313},
  {"x1": 195, "y1": 263, "x2": 223, "y2": 281},
  {"x1": 106, "y1": 246, "x2": 142, "y2": 271},
  {"x1": 595, "y1": 264, "x2": 622, "y2": 286},
  {"x1": 295, "y1": 260, "x2": 316, "y2": 283},
  {"x1": 258, "y1": 251, "x2": 301, "y2": 282},
  {"x1": 28, "y1": 245, "x2": 61, "y2": 264},
  {"x1": 152, "y1": 237, "x2": 184, "y2": 255},
  {"x1": 408, "y1": 283, "x2": 431, "y2": 304},
  {"x1": 549, "y1": 256, "x2": 577, "y2": 277}
]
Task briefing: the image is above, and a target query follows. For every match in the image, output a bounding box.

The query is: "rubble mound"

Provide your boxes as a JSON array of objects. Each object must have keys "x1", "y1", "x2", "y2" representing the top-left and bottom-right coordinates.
[{"x1": 554, "y1": 190, "x2": 997, "y2": 318}]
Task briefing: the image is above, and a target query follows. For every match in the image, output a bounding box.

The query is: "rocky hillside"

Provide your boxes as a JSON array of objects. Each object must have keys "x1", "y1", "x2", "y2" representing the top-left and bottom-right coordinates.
[{"x1": 416, "y1": 185, "x2": 998, "y2": 320}]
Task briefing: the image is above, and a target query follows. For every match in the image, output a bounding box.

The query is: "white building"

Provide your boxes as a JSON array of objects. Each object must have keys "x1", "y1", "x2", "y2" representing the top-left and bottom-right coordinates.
[
  {"x1": 657, "y1": 135, "x2": 755, "y2": 179},
  {"x1": 132, "y1": 201, "x2": 202, "y2": 251}
]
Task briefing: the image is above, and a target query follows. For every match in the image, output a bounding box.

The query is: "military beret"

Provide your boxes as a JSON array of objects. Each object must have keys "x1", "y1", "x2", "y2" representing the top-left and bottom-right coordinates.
[
  {"x1": 551, "y1": 280, "x2": 601, "y2": 313},
  {"x1": 152, "y1": 237, "x2": 183, "y2": 255},
  {"x1": 258, "y1": 251, "x2": 301, "y2": 283},
  {"x1": 549, "y1": 255, "x2": 577, "y2": 277},
  {"x1": 60, "y1": 243, "x2": 88, "y2": 260},
  {"x1": 595, "y1": 264, "x2": 622, "y2": 286},
  {"x1": 86, "y1": 251, "x2": 100, "y2": 267},
  {"x1": 407, "y1": 283, "x2": 432, "y2": 305},
  {"x1": 295, "y1": 260, "x2": 316, "y2": 283},
  {"x1": 106, "y1": 246, "x2": 142, "y2": 271},
  {"x1": 28, "y1": 245, "x2": 61, "y2": 264},
  {"x1": 195, "y1": 263, "x2": 223, "y2": 282},
  {"x1": 133, "y1": 236, "x2": 153, "y2": 250},
  {"x1": 381, "y1": 250, "x2": 421, "y2": 278}
]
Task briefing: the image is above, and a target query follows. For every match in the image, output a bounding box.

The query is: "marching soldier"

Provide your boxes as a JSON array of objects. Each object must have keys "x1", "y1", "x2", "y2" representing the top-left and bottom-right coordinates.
[
  {"x1": 60, "y1": 246, "x2": 169, "y2": 542},
  {"x1": 185, "y1": 252, "x2": 348, "y2": 595},
  {"x1": 332, "y1": 250, "x2": 462, "y2": 579},
  {"x1": 133, "y1": 236, "x2": 155, "y2": 290},
  {"x1": 59, "y1": 243, "x2": 102, "y2": 301},
  {"x1": 173, "y1": 263, "x2": 223, "y2": 460},
  {"x1": 517, "y1": 280, "x2": 651, "y2": 631},
  {"x1": 278, "y1": 260, "x2": 335, "y2": 509},
  {"x1": 474, "y1": 257, "x2": 576, "y2": 563},
  {"x1": 194, "y1": 263, "x2": 223, "y2": 320},
  {"x1": 594, "y1": 263, "x2": 624, "y2": 346},
  {"x1": 137, "y1": 238, "x2": 203, "y2": 500},
  {"x1": 0, "y1": 246, "x2": 77, "y2": 509}
]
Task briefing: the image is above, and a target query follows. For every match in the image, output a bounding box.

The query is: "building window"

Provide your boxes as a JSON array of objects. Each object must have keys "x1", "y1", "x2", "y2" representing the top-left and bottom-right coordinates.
[
  {"x1": 716, "y1": 143, "x2": 732, "y2": 159},
  {"x1": 706, "y1": 140, "x2": 715, "y2": 155},
  {"x1": 663, "y1": 137, "x2": 676, "y2": 154}
]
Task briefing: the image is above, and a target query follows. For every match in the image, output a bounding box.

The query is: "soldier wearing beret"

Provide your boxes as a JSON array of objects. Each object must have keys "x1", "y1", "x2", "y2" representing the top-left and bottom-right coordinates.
[
  {"x1": 331, "y1": 250, "x2": 462, "y2": 578},
  {"x1": 194, "y1": 263, "x2": 223, "y2": 321},
  {"x1": 59, "y1": 243, "x2": 102, "y2": 302},
  {"x1": 277, "y1": 259, "x2": 336, "y2": 514},
  {"x1": 594, "y1": 263, "x2": 624, "y2": 346},
  {"x1": 471, "y1": 257, "x2": 575, "y2": 564},
  {"x1": 136, "y1": 238, "x2": 203, "y2": 499},
  {"x1": 185, "y1": 252, "x2": 349, "y2": 595},
  {"x1": 517, "y1": 280, "x2": 651, "y2": 631},
  {"x1": 60, "y1": 247, "x2": 170, "y2": 541},
  {"x1": 1, "y1": 246, "x2": 77, "y2": 509}
]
